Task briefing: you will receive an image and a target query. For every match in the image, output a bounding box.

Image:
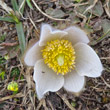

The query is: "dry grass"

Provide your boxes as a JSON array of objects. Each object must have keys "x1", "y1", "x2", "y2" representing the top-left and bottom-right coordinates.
[{"x1": 0, "y1": 0, "x2": 110, "y2": 110}]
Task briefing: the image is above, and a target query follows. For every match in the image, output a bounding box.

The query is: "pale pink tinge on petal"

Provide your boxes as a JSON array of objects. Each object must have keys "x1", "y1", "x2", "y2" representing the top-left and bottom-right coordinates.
[
  {"x1": 64, "y1": 26, "x2": 89, "y2": 45},
  {"x1": 39, "y1": 24, "x2": 68, "y2": 46},
  {"x1": 74, "y1": 43, "x2": 103, "y2": 77},
  {"x1": 33, "y1": 59, "x2": 64, "y2": 100},
  {"x1": 24, "y1": 42, "x2": 43, "y2": 66},
  {"x1": 64, "y1": 70, "x2": 85, "y2": 93}
]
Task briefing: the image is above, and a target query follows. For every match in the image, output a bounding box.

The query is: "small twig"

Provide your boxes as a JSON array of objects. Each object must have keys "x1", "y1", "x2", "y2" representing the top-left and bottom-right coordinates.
[
  {"x1": 74, "y1": 2, "x2": 89, "y2": 7},
  {"x1": 35, "y1": 18, "x2": 44, "y2": 23},
  {"x1": 42, "y1": 99, "x2": 48, "y2": 110},
  {"x1": 36, "y1": 99, "x2": 44, "y2": 110},
  {"x1": 74, "y1": 10, "x2": 87, "y2": 26},
  {"x1": 21, "y1": 87, "x2": 30, "y2": 105},
  {"x1": 61, "y1": 1, "x2": 89, "y2": 8},
  {"x1": 56, "y1": 92, "x2": 76, "y2": 110},
  {"x1": 83, "y1": 0, "x2": 98, "y2": 14},
  {"x1": 0, "y1": 0, "x2": 14, "y2": 14},
  {"x1": 105, "y1": 68, "x2": 110, "y2": 72},
  {"x1": 5, "y1": 101, "x2": 25, "y2": 106},
  {"x1": 19, "y1": 0, "x2": 28, "y2": 20},
  {"x1": 29, "y1": 90, "x2": 35, "y2": 110},
  {"x1": 0, "y1": 42, "x2": 18, "y2": 46},
  {"x1": 0, "y1": 93, "x2": 24, "y2": 102},
  {"x1": 31, "y1": 0, "x2": 70, "y2": 21},
  {"x1": 25, "y1": 68, "x2": 35, "y2": 110},
  {"x1": 100, "y1": 57, "x2": 110, "y2": 60},
  {"x1": 47, "y1": 100, "x2": 54, "y2": 110},
  {"x1": 101, "y1": 76, "x2": 110, "y2": 88},
  {"x1": 28, "y1": 13, "x2": 38, "y2": 31}
]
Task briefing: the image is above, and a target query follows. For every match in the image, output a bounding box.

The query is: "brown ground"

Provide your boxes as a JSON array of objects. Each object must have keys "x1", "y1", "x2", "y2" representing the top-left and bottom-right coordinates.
[{"x1": 0, "y1": 0, "x2": 110, "y2": 110}]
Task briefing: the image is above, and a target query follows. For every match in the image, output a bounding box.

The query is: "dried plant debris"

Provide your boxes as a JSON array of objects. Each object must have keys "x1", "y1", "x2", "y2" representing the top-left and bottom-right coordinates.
[
  {"x1": 91, "y1": 1, "x2": 104, "y2": 17},
  {"x1": 101, "y1": 19, "x2": 110, "y2": 38},
  {"x1": 0, "y1": 0, "x2": 110, "y2": 110},
  {"x1": 76, "y1": 0, "x2": 104, "y2": 17},
  {"x1": 45, "y1": 8, "x2": 65, "y2": 18}
]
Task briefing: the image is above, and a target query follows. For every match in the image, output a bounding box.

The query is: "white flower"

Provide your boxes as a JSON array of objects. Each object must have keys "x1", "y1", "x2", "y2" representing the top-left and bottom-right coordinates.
[{"x1": 24, "y1": 24, "x2": 103, "y2": 99}]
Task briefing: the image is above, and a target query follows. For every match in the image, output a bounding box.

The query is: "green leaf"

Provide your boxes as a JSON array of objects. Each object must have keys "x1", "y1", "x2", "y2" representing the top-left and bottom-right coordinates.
[
  {"x1": 0, "y1": 56, "x2": 6, "y2": 65},
  {"x1": 84, "y1": 24, "x2": 93, "y2": 33},
  {"x1": 45, "y1": 8, "x2": 65, "y2": 18},
  {"x1": 26, "y1": 0, "x2": 33, "y2": 9},
  {"x1": 92, "y1": 1, "x2": 104, "y2": 17},
  {"x1": 0, "y1": 103, "x2": 5, "y2": 108},
  {"x1": 11, "y1": 67, "x2": 20, "y2": 80},
  {"x1": 9, "y1": 14, "x2": 20, "y2": 23},
  {"x1": 97, "y1": 29, "x2": 110, "y2": 42},
  {"x1": 91, "y1": 19, "x2": 110, "y2": 45},
  {"x1": 11, "y1": 0, "x2": 19, "y2": 11},
  {"x1": 0, "y1": 16, "x2": 15, "y2": 23},
  {"x1": 71, "y1": 101, "x2": 76, "y2": 107},
  {"x1": 20, "y1": 75, "x2": 24, "y2": 79},
  {"x1": 101, "y1": 19, "x2": 110, "y2": 35},
  {"x1": 97, "y1": 19, "x2": 110, "y2": 41},
  {"x1": 16, "y1": 22, "x2": 26, "y2": 54},
  {"x1": 76, "y1": 5, "x2": 89, "y2": 14},
  {"x1": 75, "y1": 0, "x2": 80, "y2": 3},
  {"x1": 0, "y1": 34, "x2": 6, "y2": 42},
  {"x1": 0, "y1": 71, "x2": 5, "y2": 80}
]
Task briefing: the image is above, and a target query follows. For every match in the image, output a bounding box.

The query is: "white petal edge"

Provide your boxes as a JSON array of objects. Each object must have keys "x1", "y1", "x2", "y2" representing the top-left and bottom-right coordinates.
[
  {"x1": 74, "y1": 43, "x2": 104, "y2": 77},
  {"x1": 24, "y1": 42, "x2": 43, "y2": 66},
  {"x1": 39, "y1": 24, "x2": 68, "y2": 46},
  {"x1": 64, "y1": 70, "x2": 85, "y2": 93},
  {"x1": 64, "y1": 26, "x2": 90, "y2": 45},
  {"x1": 33, "y1": 59, "x2": 64, "y2": 100}
]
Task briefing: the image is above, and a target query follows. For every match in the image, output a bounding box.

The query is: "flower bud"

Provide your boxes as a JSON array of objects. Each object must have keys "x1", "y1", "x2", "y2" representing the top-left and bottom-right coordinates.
[{"x1": 7, "y1": 81, "x2": 18, "y2": 92}]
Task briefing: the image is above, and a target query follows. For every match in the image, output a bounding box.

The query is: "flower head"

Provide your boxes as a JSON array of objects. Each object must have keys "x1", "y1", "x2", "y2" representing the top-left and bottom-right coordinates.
[
  {"x1": 42, "y1": 39, "x2": 76, "y2": 75},
  {"x1": 24, "y1": 24, "x2": 103, "y2": 99},
  {"x1": 7, "y1": 81, "x2": 18, "y2": 92}
]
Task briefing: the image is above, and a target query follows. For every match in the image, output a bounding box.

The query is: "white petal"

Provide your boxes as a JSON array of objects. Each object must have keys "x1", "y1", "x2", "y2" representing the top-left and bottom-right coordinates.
[
  {"x1": 39, "y1": 24, "x2": 68, "y2": 46},
  {"x1": 74, "y1": 43, "x2": 103, "y2": 77},
  {"x1": 33, "y1": 59, "x2": 64, "y2": 99},
  {"x1": 64, "y1": 26, "x2": 89, "y2": 44},
  {"x1": 64, "y1": 70, "x2": 85, "y2": 93},
  {"x1": 24, "y1": 42, "x2": 43, "y2": 66}
]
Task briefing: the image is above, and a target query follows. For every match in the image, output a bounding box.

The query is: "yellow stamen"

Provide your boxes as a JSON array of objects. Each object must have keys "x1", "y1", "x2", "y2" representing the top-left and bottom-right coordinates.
[{"x1": 42, "y1": 40, "x2": 76, "y2": 75}]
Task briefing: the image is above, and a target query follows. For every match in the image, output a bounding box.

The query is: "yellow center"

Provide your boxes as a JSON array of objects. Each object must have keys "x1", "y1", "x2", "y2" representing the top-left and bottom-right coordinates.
[{"x1": 42, "y1": 40, "x2": 76, "y2": 75}]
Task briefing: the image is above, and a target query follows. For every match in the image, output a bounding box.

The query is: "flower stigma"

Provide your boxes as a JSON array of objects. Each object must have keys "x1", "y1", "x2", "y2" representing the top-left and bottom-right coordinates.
[
  {"x1": 42, "y1": 40, "x2": 76, "y2": 75},
  {"x1": 56, "y1": 54, "x2": 64, "y2": 66}
]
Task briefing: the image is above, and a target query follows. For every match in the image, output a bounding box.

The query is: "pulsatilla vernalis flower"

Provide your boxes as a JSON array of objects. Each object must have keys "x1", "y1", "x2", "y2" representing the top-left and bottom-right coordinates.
[{"x1": 24, "y1": 24, "x2": 103, "y2": 99}]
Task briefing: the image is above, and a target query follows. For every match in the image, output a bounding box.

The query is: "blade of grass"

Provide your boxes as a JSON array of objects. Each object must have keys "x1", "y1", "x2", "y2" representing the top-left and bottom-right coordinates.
[
  {"x1": 96, "y1": 29, "x2": 110, "y2": 42},
  {"x1": 11, "y1": 0, "x2": 19, "y2": 11},
  {"x1": 26, "y1": 0, "x2": 33, "y2": 9},
  {"x1": 9, "y1": 14, "x2": 19, "y2": 23},
  {"x1": 0, "y1": 1, "x2": 14, "y2": 14},
  {"x1": 16, "y1": 22, "x2": 26, "y2": 54},
  {"x1": 0, "y1": 16, "x2": 15, "y2": 23},
  {"x1": 90, "y1": 29, "x2": 110, "y2": 45}
]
